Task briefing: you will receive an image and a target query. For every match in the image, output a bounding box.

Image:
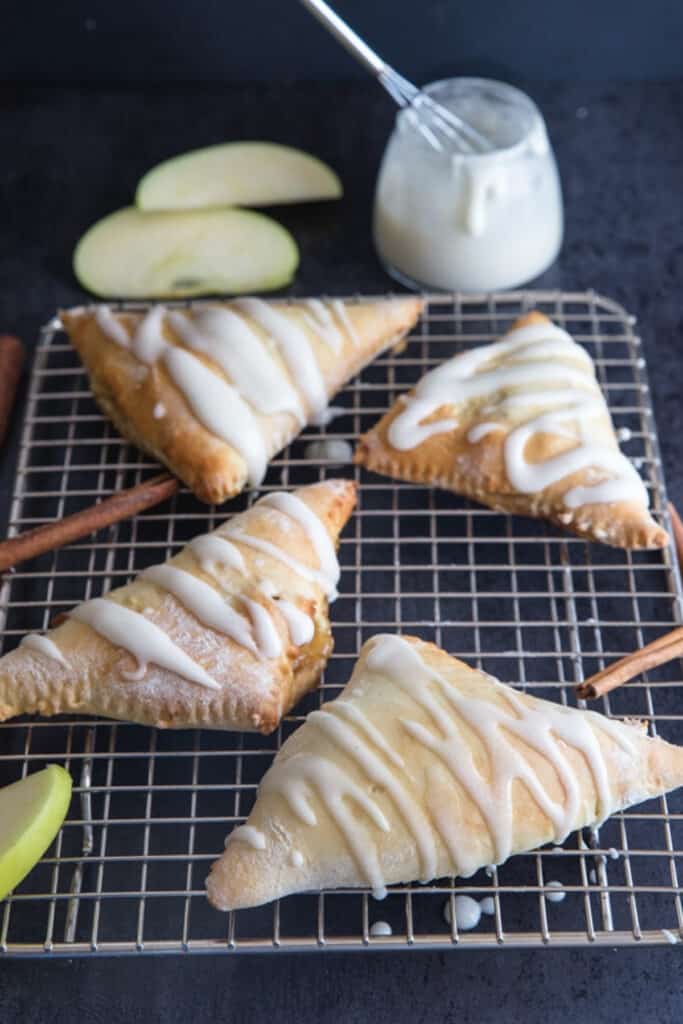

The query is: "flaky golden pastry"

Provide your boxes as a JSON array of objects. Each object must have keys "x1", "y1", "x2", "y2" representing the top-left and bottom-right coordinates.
[
  {"x1": 0, "y1": 480, "x2": 355, "y2": 733},
  {"x1": 61, "y1": 296, "x2": 423, "y2": 504},
  {"x1": 356, "y1": 312, "x2": 667, "y2": 549},
  {"x1": 207, "y1": 634, "x2": 683, "y2": 911}
]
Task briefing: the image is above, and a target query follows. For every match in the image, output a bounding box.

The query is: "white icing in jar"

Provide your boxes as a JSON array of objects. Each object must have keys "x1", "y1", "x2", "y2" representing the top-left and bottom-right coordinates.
[{"x1": 373, "y1": 78, "x2": 563, "y2": 291}]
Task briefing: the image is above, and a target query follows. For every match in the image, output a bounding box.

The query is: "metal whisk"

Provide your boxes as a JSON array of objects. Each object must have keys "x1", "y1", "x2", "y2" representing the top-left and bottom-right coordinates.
[{"x1": 298, "y1": 0, "x2": 493, "y2": 154}]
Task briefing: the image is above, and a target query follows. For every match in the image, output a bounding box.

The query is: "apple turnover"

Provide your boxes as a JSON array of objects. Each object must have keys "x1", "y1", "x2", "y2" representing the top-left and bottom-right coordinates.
[
  {"x1": 0, "y1": 480, "x2": 355, "y2": 732},
  {"x1": 61, "y1": 296, "x2": 423, "y2": 504},
  {"x1": 208, "y1": 633, "x2": 683, "y2": 911},
  {"x1": 355, "y1": 311, "x2": 667, "y2": 549}
]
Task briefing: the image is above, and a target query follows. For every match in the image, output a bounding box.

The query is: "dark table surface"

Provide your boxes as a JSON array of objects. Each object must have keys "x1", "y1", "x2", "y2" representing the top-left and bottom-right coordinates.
[{"x1": 1, "y1": 79, "x2": 682, "y2": 1022}]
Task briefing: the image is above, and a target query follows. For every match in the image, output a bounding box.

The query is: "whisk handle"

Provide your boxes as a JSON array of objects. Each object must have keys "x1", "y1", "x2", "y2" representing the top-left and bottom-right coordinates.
[{"x1": 298, "y1": 0, "x2": 385, "y2": 77}]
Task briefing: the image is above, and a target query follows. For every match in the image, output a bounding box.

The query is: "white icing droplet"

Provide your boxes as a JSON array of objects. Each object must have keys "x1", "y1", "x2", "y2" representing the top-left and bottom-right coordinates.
[
  {"x1": 479, "y1": 896, "x2": 495, "y2": 916},
  {"x1": 370, "y1": 920, "x2": 393, "y2": 937},
  {"x1": 153, "y1": 402, "x2": 166, "y2": 419},
  {"x1": 309, "y1": 405, "x2": 345, "y2": 427},
  {"x1": 545, "y1": 880, "x2": 566, "y2": 902},
  {"x1": 290, "y1": 849, "x2": 304, "y2": 868},
  {"x1": 608, "y1": 847, "x2": 619, "y2": 860},
  {"x1": 20, "y1": 633, "x2": 68, "y2": 667},
  {"x1": 444, "y1": 895, "x2": 481, "y2": 931},
  {"x1": 228, "y1": 825, "x2": 266, "y2": 850},
  {"x1": 589, "y1": 869, "x2": 597, "y2": 884},
  {"x1": 304, "y1": 439, "x2": 353, "y2": 464},
  {"x1": 661, "y1": 929, "x2": 680, "y2": 945},
  {"x1": 617, "y1": 427, "x2": 632, "y2": 443}
]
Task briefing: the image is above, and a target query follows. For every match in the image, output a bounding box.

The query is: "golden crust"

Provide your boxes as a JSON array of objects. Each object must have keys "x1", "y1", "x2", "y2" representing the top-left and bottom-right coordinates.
[
  {"x1": 207, "y1": 634, "x2": 683, "y2": 911},
  {"x1": 0, "y1": 479, "x2": 356, "y2": 733},
  {"x1": 61, "y1": 297, "x2": 423, "y2": 505},
  {"x1": 356, "y1": 312, "x2": 668, "y2": 550}
]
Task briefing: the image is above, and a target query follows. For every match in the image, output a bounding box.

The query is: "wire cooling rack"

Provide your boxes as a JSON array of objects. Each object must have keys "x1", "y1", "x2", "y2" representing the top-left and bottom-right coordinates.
[{"x1": 1, "y1": 290, "x2": 682, "y2": 956}]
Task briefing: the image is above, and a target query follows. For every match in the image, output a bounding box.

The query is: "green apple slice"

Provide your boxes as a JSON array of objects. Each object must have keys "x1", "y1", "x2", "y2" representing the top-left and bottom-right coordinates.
[
  {"x1": 136, "y1": 142, "x2": 342, "y2": 211},
  {"x1": 73, "y1": 206, "x2": 299, "y2": 299},
  {"x1": 0, "y1": 765, "x2": 72, "y2": 900}
]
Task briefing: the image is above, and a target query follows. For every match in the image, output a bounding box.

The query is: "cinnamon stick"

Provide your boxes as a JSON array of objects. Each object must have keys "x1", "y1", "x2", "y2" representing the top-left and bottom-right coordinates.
[
  {"x1": 0, "y1": 334, "x2": 25, "y2": 448},
  {"x1": 576, "y1": 625, "x2": 683, "y2": 700},
  {"x1": 0, "y1": 473, "x2": 178, "y2": 573},
  {"x1": 668, "y1": 502, "x2": 683, "y2": 573}
]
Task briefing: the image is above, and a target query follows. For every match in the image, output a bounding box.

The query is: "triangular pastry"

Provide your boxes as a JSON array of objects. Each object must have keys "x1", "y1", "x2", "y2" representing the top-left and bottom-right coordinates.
[
  {"x1": 61, "y1": 296, "x2": 423, "y2": 504},
  {"x1": 207, "y1": 633, "x2": 683, "y2": 910},
  {"x1": 0, "y1": 480, "x2": 355, "y2": 733},
  {"x1": 355, "y1": 311, "x2": 667, "y2": 549}
]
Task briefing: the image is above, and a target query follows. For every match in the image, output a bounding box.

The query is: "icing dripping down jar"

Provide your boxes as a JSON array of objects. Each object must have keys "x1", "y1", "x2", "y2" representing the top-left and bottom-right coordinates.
[{"x1": 373, "y1": 78, "x2": 563, "y2": 292}]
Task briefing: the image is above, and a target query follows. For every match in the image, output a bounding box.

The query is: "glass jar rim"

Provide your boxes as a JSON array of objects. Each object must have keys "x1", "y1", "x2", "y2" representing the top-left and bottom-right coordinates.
[{"x1": 395, "y1": 76, "x2": 546, "y2": 161}]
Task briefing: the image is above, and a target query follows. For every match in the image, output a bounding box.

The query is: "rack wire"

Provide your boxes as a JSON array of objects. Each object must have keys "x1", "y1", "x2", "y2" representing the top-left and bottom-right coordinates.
[{"x1": 1, "y1": 290, "x2": 682, "y2": 955}]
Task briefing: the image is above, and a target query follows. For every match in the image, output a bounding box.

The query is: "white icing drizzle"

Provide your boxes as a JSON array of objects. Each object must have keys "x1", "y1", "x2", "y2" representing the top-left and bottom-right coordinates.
[
  {"x1": 242, "y1": 597, "x2": 283, "y2": 660},
  {"x1": 152, "y1": 402, "x2": 166, "y2": 419},
  {"x1": 189, "y1": 533, "x2": 247, "y2": 575},
  {"x1": 228, "y1": 825, "x2": 266, "y2": 850},
  {"x1": 467, "y1": 422, "x2": 502, "y2": 443},
  {"x1": 330, "y1": 700, "x2": 405, "y2": 769},
  {"x1": 71, "y1": 598, "x2": 220, "y2": 690},
  {"x1": 19, "y1": 633, "x2": 68, "y2": 667},
  {"x1": 132, "y1": 304, "x2": 167, "y2": 363},
  {"x1": 103, "y1": 306, "x2": 268, "y2": 486},
  {"x1": 308, "y1": 706, "x2": 438, "y2": 882},
  {"x1": 95, "y1": 305, "x2": 130, "y2": 348},
  {"x1": 167, "y1": 308, "x2": 305, "y2": 423},
  {"x1": 264, "y1": 634, "x2": 637, "y2": 896},
  {"x1": 330, "y1": 299, "x2": 361, "y2": 347},
  {"x1": 142, "y1": 563, "x2": 258, "y2": 657},
  {"x1": 234, "y1": 298, "x2": 328, "y2": 417},
  {"x1": 261, "y1": 753, "x2": 391, "y2": 900},
  {"x1": 274, "y1": 599, "x2": 315, "y2": 646},
  {"x1": 303, "y1": 299, "x2": 344, "y2": 353},
  {"x1": 388, "y1": 320, "x2": 650, "y2": 511},
  {"x1": 163, "y1": 345, "x2": 267, "y2": 487},
  {"x1": 261, "y1": 492, "x2": 340, "y2": 598}
]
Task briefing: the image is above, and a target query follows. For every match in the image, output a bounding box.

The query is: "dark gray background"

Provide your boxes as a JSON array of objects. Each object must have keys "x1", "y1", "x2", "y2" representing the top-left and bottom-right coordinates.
[
  {"x1": 3, "y1": 0, "x2": 683, "y2": 83},
  {"x1": 2, "y1": 0, "x2": 683, "y2": 1018}
]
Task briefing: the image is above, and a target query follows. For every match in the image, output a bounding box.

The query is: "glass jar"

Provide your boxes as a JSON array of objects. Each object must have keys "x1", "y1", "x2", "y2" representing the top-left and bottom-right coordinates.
[{"x1": 373, "y1": 78, "x2": 563, "y2": 292}]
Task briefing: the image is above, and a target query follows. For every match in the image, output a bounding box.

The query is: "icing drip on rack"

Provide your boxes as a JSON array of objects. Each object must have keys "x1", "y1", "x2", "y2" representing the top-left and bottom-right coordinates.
[
  {"x1": 387, "y1": 320, "x2": 649, "y2": 510},
  {"x1": 263, "y1": 634, "x2": 637, "y2": 895}
]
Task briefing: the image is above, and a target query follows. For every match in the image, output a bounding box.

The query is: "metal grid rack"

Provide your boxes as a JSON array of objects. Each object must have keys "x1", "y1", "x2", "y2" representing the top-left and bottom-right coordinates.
[{"x1": 1, "y1": 290, "x2": 682, "y2": 956}]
